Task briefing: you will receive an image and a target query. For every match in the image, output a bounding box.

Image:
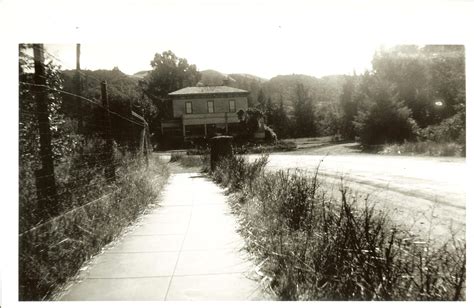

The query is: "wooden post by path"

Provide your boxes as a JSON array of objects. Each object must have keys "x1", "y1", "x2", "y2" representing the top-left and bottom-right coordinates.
[
  {"x1": 33, "y1": 44, "x2": 58, "y2": 216},
  {"x1": 143, "y1": 125, "x2": 149, "y2": 168},
  {"x1": 210, "y1": 135, "x2": 234, "y2": 171},
  {"x1": 101, "y1": 81, "x2": 116, "y2": 182}
]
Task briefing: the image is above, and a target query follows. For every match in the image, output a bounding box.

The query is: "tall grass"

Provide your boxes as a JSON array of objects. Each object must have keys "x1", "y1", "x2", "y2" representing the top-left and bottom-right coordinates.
[
  {"x1": 382, "y1": 141, "x2": 464, "y2": 157},
  {"x1": 169, "y1": 153, "x2": 209, "y2": 169},
  {"x1": 210, "y1": 155, "x2": 466, "y2": 300},
  {"x1": 19, "y1": 155, "x2": 169, "y2": 300}
]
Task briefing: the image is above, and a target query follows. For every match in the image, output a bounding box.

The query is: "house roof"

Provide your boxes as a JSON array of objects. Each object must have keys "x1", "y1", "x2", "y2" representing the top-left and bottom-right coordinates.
[{"x1": 169, "y1": 86, "x2": 248, "y2": 96}]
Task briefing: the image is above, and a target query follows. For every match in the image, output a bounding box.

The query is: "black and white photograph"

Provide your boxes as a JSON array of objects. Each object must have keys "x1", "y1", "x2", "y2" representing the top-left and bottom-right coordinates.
[{"x1": 1, "y1": 0, "x2": 473, "y2": 305}]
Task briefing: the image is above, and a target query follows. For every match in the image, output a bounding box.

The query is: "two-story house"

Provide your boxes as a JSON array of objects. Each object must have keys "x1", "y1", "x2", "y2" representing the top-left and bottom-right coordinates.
[{"x1": 161, "y1": 85, "x2": 249, "y2": 139}]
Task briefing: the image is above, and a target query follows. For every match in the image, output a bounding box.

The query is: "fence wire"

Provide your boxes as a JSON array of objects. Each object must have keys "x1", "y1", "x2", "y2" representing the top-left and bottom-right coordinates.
[{"x1": 19, "y1": 61, "x2": 150, "y2": 234}]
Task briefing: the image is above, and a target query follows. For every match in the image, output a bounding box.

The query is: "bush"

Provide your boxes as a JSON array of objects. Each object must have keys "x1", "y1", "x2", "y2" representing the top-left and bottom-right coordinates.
[
  {"x1": 264, "y1": 125, "x2": 278, "y2": 143},
  {"x1": 419, "y1": 112, "x2": 465, "y2": 145},
  {"x1": 210, "y1": 157, "x2": 466, "y2": 300},
  {"x1": 212, "y1": 155, "x2": 268, "y2": 192}
]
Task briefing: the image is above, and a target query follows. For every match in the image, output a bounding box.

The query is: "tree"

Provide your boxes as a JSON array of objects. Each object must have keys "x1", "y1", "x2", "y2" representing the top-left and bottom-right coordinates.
[
  {"x1": 264, "y1": 97, "x2": 275, "y2": 126},
  {"x1": 140, "y1": 50, "x2": 201, "y2": 119},
  {"x1": 270, "y1": 95, "x2": 291, "y2": 138},
  {"x1": 353, "y1": 77, "x2": 418, "y2": 145},
  {"x1": 339, "y1": 75, "x2": 358, "y2": 139},
  {"x1": 293, "y1": 83, "x2": 316, "y2": 137},
  {"x1": 256, "y1": 88, "x2": 267, "y2": 111},
  {"x1": 422, "y1": 45, "x2": 465, "y2": 122},
  {"x1": 315, "y1": 101, "x2": 342, "y2": 137},
  {"x1": 19, "y1": 44, "x2": 82, "y2": 226},
  {"x1": 371, "y1": 45, "x2": 465, "y2": 128},
  {"x1": 19, "y1": 45, "x2": 77, "y2": 165},
  {"x1": 61, "y1": 68, "x2": 151, "y2": 147}
]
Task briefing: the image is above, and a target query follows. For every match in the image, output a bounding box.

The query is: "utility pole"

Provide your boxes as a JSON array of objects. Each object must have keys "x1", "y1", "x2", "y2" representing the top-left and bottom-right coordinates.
[
  {"x1": 76, "y1": 43, "x2": 81, "y2": 70},
  {"x1": 142, "y1": 105, "x2": 149, "y2": 168},
  {"x1": 33, "y1": 44, "x2": 58, "y2": 216},
  {"x1": 101, "y1": 81, "x2": 116, "y2": 182},
  {"x1": 75, "y1": 43, "x2": 83, "y2": 132}
]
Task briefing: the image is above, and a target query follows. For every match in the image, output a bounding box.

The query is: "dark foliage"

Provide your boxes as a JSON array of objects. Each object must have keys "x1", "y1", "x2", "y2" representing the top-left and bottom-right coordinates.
[
  {"x1": 338, "y1": 45, "x2": 465, "y2": 148},
  {"x1": 353, "y1": 78, "x2": 418, "y2": 145}
]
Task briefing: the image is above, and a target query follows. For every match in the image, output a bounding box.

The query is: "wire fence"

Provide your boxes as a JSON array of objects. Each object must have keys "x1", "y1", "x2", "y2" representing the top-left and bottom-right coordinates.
[
  {"x1": 19, "y1": 45, "x2": 151, "y2": 234},
  {"x1": 19, "y1": 44, "x2": 160, "y2": 300}
]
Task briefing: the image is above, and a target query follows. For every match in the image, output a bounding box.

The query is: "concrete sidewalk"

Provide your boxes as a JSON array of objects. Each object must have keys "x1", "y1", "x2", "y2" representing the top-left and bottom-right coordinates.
[{"x1": 59, "y1": 172, "x2": 268, "y2": 301}]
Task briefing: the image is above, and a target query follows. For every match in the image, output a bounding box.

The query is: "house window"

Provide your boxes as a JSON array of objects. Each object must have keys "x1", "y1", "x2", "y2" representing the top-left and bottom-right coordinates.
[
  {"x1": 207, "y1": 100, "x2": 214, "y2": 113},
  {"x1": 229, "y1": 100, "x2": 236, "y2": 112},
  {"x1": 185, "y1": 101, "x2": 192, "y2": 114}
]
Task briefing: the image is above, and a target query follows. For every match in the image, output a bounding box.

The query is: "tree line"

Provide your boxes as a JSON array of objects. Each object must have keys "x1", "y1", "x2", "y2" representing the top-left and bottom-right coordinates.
[
  {"x1": 341, "y1": 45, "x2": 465, "y2": 146},
  {"x1": 48, "y1": 45, "x2": 466, "y2": 148},
  {"x1": 253, "y1": 45, "x2": 465, "y2": 147}
]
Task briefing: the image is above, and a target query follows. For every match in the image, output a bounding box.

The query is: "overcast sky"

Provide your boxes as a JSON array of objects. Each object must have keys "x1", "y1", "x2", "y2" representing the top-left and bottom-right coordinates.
[{"x1": 2, "y1": 0, "x2": 463, "y2": 78}]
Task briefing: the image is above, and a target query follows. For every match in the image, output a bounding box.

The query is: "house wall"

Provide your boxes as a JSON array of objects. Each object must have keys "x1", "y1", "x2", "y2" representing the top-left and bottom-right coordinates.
[
  {"x1": 182, "y1": 113, "x2": 240, "y2": 125},
  {"x1": 172, "y1": 96, "x2": 248, "y2": 118}
]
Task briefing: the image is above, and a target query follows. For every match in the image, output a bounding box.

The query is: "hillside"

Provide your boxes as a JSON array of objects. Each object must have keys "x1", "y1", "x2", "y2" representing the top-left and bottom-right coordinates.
[
  {"x1": 199, "y1": 69, "x2": 268, "y2": 86},
  {"x1": 131, "y1": 70, "x2": 150, "y2": 79},
  {"x1": 199, "y1": 69, "x2": 233, "y2": 85},
  {"x1": 61, "y1": 68, "x2": 142, "y2": 116},
  {"x1": 130, "y1": 68, "x2": 345, "y2": 111},
  {"x1": 263, "y1": 74, "x2": 346, "y2": 112},
  {"x1": 189, "y1": 69, "x2": 267, "y2": 105}
]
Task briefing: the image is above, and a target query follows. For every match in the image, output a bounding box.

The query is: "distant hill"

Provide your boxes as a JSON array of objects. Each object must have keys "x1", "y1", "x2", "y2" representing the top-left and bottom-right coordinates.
[
  {"x1": 181, "y1": 69, "x2": 268, "y2": 104},
  {"x1": 129, "y1": 69, "x2": 345, "y2": 110},
  {"x1": 61, "y1": 68, "x2": 141, "y2": 113},
  {"x1": 199, "y1": 69, "x2": 233, "y2": 86},
  {"x1": 229, "y1": 73, "x2": 268, "y2": 84},
  {"x1": 199, "y1": 70, "x2": 267, "y2": 86},
  {"x1": 131, "y1": 70, "x2": 150, "y2": 79}
]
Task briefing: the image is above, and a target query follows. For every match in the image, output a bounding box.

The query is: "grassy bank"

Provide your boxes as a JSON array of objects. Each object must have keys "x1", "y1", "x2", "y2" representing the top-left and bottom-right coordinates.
[
  {"x1": 381, "y1": 141, "x2": 465, "y2": 157},
  {"x1": 210, "y1": 155, "x2": 466, "y2": 300},
  {"x1": 19, "y1": 155, "x2": 169, "y2": 300}
]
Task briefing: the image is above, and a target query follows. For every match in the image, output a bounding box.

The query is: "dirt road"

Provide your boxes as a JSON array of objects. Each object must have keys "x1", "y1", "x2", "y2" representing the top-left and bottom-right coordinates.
[{"x1": 248, "y1": 152, "x2": 466, "y2": 241}]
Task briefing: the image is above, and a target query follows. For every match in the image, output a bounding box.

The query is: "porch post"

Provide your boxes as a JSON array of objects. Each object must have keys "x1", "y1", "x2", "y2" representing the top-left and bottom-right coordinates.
[{"x1": 225, "y1": 112, "x2": 229, "y2": 134}]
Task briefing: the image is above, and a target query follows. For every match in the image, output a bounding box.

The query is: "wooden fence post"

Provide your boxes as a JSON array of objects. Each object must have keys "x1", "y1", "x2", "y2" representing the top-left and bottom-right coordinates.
[
  {"x1": 33, "y1": 44, "x2": 58, "y2": 216},
  {"x1": 143, "y1": 125, "x2": 149, "y2": 168},
  {"x1": 101, "y1": 81, "x2": 116, "y2": 182}
]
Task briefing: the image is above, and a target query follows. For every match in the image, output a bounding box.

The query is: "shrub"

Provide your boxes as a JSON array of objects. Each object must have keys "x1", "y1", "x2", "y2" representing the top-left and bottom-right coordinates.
[
  {"x1": 212, "y1": 155, "x2": 268, "y2": 192},
  {"x1": 419, "y1": 112, "x2": 465, "y2": 146},
  {"x1": 169, "y1": 152, "x2": 185, "y2": 162},
  {"x1": 264, "y1": 125, "x2": 278, "y2": 143}
]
